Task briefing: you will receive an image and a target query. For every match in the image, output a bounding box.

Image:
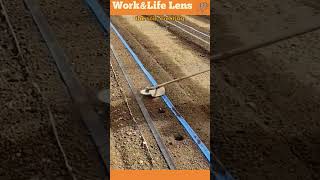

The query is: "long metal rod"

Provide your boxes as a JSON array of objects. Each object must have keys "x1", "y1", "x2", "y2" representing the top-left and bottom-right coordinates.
[
  {"x1": 111, "y1": 45, "x2": 176, "y2": 170},
  {"x1": 213, "y1": 23, "x2": 320, "y2": 61},
  {"x1": 147, "y1": 69, "x2": 210, "y2": 90}
]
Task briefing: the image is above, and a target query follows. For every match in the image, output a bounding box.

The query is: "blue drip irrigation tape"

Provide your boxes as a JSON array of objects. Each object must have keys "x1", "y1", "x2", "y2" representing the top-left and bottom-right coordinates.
[
  {"x1": 110, "y1": 22, "x2": 211, "y2": 162},
  {"x1": 84, "y1": 0, "x2": 235, "y2": 179},
  {"x1": 110, "y1": 23, "x2": 234, "y2": 180},
  {"x1": 215, "y1": 171, "x2": 235, "y2": 180},
  {"x1": 84, "y1": 0, "x2": 109, "y2": 33}
]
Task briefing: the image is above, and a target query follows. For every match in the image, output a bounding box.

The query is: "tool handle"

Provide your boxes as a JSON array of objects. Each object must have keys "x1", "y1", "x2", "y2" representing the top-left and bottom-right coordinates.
[
  {"x1": 213, "y1": 23, "x2": 320, "y2": 61},
  {"x1": 148, "y1": 69, "x2": 209, "y2": 90}
]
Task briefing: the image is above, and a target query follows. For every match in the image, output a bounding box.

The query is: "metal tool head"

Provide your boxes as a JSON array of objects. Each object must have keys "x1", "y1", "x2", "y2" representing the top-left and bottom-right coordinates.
[{"x1": 140, "y1": 87, "x2": 165, "y2": 97}]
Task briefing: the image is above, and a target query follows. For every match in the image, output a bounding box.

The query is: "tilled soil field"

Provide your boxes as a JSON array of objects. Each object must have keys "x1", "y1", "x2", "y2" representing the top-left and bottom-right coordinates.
[
  {"x1": 110, "y1": 16, "x2": 210, "y2": 169},
  {"x1": 153, "y1": 15, "x2": 210, "y2": 52},
  {"x1": 0, "y1": 0, "x2": 107, "y2": 179},
  {"x1": 213, "y1": 0, "x2": 320, "y2": 179}
]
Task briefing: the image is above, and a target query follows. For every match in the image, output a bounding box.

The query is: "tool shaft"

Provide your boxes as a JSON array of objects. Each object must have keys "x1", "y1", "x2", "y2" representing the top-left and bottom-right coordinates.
[
  {"x1": 148, "y1": 69, "x2": 210, "y2": 90},
  {"x1": 213, "y1": 23, "x2": 320, "y2": 61}
]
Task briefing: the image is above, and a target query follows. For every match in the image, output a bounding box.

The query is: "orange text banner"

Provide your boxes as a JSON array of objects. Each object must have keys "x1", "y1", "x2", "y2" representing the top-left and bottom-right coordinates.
[
  {"x1": 110, "y1": 0, "x2": 210, "y2": 15},
  {"x1": 111, "y1": 170, "x2": 210, "y2": 180}
]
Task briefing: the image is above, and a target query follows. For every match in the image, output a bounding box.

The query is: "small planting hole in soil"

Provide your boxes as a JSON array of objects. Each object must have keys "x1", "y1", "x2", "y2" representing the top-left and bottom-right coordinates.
[
  {"x1": 158, "y1": 107, "x2": 165, "y2": 113},
  {"x1": 174, "y1": 134, "x2": 184, "y2": 141}
]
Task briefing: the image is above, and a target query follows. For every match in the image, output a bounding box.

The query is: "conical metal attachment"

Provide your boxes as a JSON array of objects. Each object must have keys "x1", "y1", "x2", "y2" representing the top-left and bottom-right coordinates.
[{"x1": 140, "y1": 87, "x2": 165, "y2": 97}]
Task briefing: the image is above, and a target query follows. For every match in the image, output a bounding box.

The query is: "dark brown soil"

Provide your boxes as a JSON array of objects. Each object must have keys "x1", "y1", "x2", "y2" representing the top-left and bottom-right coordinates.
[
  {"x1": 0, "y1": 0, "x2": 107, "y2": 179},
  {"x1": 213, "y1": 0, "x2": 320, "y2": 179}
]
